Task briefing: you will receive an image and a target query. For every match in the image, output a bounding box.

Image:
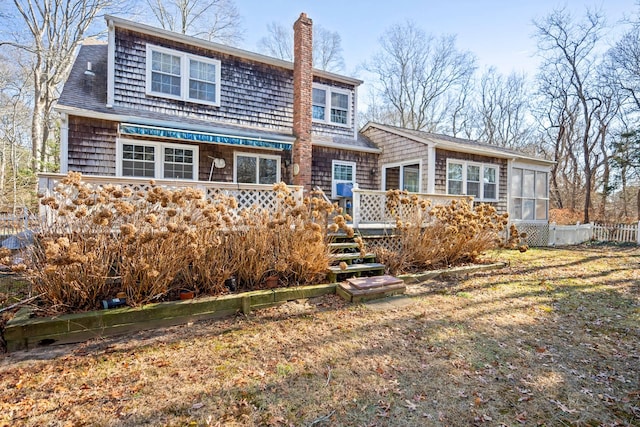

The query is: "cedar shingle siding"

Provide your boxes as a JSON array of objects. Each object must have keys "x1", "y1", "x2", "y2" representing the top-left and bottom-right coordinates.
[
  {"x1": 435, "y1": 149, "x2": 508, "y2": 213},
  {"x1": 360, "y1": 126, "x2": 429, "y2": 192},
  {"x1": 311, "y1": 146, "x2": 378, "y2": 196},
  {"x1": 114, "y1": 29, "x2": 295, "y2": 132},
  {"x1": 68, "y1": 116, "x2": 117, "y2": 175}
]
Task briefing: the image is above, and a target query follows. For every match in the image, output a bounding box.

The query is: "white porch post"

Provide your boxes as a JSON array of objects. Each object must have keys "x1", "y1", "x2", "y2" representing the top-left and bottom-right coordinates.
[
  {"x1": 352, "y1": 185, "x2": 360, "y2": 228},
  {"x1": 637, "y1": 221, "x2": 640, "y2": 246},
  {"x1": 549, "y1": 222, "x2": 556, "y2": 246},
  {"x1": 427, "y1": 144, "x2": 436, "y2": 194}
]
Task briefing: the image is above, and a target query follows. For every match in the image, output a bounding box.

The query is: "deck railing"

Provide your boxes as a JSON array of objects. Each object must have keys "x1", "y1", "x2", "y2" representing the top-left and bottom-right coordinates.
[
  {"x1": 37, "y1": 173, "x2": 304, "y2": 219},
  {"x1": 351, "y1": 188, "x2": 471, "y2": 227}
]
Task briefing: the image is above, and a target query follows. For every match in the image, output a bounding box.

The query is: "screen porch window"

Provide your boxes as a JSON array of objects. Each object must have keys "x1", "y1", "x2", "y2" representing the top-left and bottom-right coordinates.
[
  {"x1": 511, "y1": 168, "x2": 548, "y2": 220},
  {"x1": 446, "y1": 161, "x2": 498, "y2": 200},
  {"x1": 146, "y1": 45, "x2": 221, "y2": 106},
  {"x1": 311, "y1": 84, "x2": 350, "y2": 126},
  {"x1": 235, "y1": 153, "x2": 280, "y2": 184}
]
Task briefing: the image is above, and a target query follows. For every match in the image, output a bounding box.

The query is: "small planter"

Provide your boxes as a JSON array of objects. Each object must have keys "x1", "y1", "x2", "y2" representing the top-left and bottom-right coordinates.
[
  {"x1": 179, "y1": 290, "x2": 195, "y2": 300},
  {"x1": 264, "y1": 275, "x2": 279, "y2": 289}
]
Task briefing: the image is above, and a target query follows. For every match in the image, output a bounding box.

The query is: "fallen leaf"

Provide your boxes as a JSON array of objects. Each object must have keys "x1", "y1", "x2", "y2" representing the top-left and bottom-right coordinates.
[
  {"x1": 404, "y1": 400, "x2": 417, "y2": 411},
  {"x1": 191, "y1": 402, "x2": 204, "y2": 410}
]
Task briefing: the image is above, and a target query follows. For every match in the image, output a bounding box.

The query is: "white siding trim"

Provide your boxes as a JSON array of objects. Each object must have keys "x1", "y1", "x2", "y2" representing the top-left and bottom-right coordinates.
[
  {"x1": 107, "y1": 19, "x2": 115, "y2": 108},
  {"x1": 60, "y1": 113, "x2": 69, "y2": 173},
  {"x1": 427, "y1": 144, "x2": 436, "y2": 193}
]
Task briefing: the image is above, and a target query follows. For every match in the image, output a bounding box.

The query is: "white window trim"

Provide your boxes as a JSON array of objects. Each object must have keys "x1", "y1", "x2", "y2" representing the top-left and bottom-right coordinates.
[
  {"x1": 382, "y1": 159, "x2": 423, "y2": 193},
  {"x1": 510, "y1": 167, "x2": 549, "y2": 222},
  {"x1": 331, "y1": 160, "x2": 356, "y2": 199},
  {"x1": 145, "y1": 44, "x2": 221, "y2": 107},
  {"x1": 116, "y1": 138, "x2": 199, "y2": 181},
  {"x1": 446, "y1": 159, "x2": 499, "y2": 201},
  {"x1": 233, "y1": 152, "x2": 281, "y2": 184},
  {"x1": 312, "y1": 83, "x2": 351, "y2": 128}
]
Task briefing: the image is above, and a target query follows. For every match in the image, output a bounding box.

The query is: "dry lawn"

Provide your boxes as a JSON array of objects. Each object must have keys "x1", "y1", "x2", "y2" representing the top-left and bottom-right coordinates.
[{"x1": 1, "y1": 245, "x2": 639, "y2": 426}]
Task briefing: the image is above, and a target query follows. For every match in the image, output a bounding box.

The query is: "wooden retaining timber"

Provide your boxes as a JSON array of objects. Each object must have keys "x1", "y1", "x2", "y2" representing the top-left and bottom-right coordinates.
[
  {"x1": 3, "y1": 263, "x2": 508, "y2": 353},
  {"x1": 4, "y1": 284, "x2": 336, "y2": 352}
]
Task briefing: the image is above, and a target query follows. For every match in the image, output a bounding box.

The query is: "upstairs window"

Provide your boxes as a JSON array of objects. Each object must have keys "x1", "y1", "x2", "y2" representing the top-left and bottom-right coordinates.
[
  {"x1": 311, "y1": 84, "x2": 351, "y2": 126},
  {"x1": 446, "y1": 160, "x2": 499, "y2": 201},
  {"x1": 146, "y1": 45, "x2": 221, "y2": 106}
]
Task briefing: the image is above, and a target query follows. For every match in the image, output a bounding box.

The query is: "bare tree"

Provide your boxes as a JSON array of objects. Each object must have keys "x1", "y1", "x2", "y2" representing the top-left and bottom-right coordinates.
[
  {"x1": 146, "y1": 0, "x2": 244, "y2": 45},
  {"x1": 477, "y1": 68, "x2": 533, "y2": 148},
  {"x1": 365, "y1": 21, "x2": 476, "y2": 131},
  {"x1": 0, "y1": 56, "x2": 35, "y2": 210},
  {"x1": 257, "y1": 21, "x2": 344, "y2": 72},
  {"x1": 0, "y1": 0, "x2": 116, "y2": 172},
  {"x1": 534, "y1": 8, "x2": 611, "y2": 223}
]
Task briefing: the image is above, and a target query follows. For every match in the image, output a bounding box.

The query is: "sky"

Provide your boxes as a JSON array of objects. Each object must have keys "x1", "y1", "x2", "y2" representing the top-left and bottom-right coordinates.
[{"x1": 234, "y1": 0, "x2": 637, "y2": 85}]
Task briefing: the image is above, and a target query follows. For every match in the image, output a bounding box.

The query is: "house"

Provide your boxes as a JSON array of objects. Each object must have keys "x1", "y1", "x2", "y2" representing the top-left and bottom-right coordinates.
[
  {"x1": 51, "y1": 13, "x2": 379, "y2": 207},
  {"x1": 49, "y1": 12, "x2": 552, "y2": 240},
  {"x1": 359, "y1": 123, "x2": 554, "y2": 228}
]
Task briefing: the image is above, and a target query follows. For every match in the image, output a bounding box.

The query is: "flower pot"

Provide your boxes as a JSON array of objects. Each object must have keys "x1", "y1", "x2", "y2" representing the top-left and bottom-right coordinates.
[
  {"x1": 264, "y1": 275, "x2": 278, "y2": 289},
  {"x1": 179, "y1": 290, "x2": 195, "y2": 300}
]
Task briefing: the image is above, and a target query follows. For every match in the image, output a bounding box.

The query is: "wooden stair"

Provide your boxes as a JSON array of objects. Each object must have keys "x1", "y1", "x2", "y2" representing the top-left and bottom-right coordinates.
[
  {"x1": 337, "y1": 275, "x2": 406, "y2": 303},
  {"x1": 327, "y1": 232, "x2": 405, "y2": 302}
]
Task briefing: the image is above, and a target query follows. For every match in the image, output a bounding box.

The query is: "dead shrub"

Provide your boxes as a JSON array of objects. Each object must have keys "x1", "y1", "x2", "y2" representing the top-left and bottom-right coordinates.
[
  {"x1": 26, "y1": 173, "x2": 346, "y2": 313},
  {"x1": 381, "y1": 190, "x2": 509, "y2": 274}
]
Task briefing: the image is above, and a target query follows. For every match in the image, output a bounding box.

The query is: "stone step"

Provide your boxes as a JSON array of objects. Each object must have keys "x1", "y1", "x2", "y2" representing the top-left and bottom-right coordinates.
[{"x1": 347, "y1": 275, "x2": 404, "y2": 290}]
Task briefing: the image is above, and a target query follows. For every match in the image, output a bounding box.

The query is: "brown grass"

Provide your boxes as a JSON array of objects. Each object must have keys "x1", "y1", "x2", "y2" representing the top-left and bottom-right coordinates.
[{"x1": 1, "y1": 245, "x2": 638, "y2": 426}]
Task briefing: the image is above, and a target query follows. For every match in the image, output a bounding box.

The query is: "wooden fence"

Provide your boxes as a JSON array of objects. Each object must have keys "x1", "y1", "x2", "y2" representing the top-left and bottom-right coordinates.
[{"x1": 591, "y1": 222, "x2": 640, "y2": 244}]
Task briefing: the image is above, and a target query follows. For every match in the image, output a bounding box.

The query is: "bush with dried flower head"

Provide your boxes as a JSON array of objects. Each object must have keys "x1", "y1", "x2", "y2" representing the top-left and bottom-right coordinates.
[
  {"x1": 377, "y1": 190, "x2": 510, "y2": 274},
  {"x1": 26, "y1": 173, "x2": 350, "y2": 314}
]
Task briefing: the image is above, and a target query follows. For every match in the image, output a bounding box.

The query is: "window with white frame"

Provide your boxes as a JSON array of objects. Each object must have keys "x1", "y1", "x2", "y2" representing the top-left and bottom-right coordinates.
[
  {"x1": 234, "y1": 153, "x2": 280, "y2": 184},
  {"x1": 511, "y1": 167, "x2": 548, "y2": 221},
  {"x1": 146, "y1": 44, "x2": 221, "y2": 106},
  {"x1": 446, "y1": 160, "x2": 498, "y2": 201},
  {"x1": 383, "y1": 162, "x2": 421, "y2": 193},
  {"x1": 118, "y1": 140, "x2": 198, "y2": 180},
  {"x1": 332, "y1": 160, "x2": 356, "y2": 198},
  {"x1": 311, "y1": 84, "x2": 350, "y2": 126}
]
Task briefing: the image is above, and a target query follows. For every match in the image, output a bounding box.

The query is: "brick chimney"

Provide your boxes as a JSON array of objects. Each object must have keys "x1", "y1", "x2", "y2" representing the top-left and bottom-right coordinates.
[{"x1": 292, "y1": 13, "x2": 313, "y2": 189}]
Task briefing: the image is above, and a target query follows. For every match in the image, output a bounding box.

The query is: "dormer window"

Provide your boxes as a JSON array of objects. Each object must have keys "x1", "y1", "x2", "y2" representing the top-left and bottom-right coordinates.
[
  {"x1": 146, "y1": 44, "x2": 221, "y2": 106},
  {"x1": 312, "y1": 84, "x2": 351, "y2": 127}
]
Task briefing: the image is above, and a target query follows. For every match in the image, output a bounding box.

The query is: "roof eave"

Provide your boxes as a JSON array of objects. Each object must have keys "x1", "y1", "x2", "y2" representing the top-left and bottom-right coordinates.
[
  {"x1": 362, "y1": 122, "x2": 554, "y2": 166},
  {"x1": 105, "y1": 15, "x2": 363, "y2": 87}
]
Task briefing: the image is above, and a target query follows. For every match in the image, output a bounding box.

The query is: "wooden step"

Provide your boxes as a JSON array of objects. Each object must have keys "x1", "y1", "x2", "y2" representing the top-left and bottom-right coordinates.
[
  {"x1": 328, "y1": 242, "x2": 360, "y2": 251},
  {"x1": 329, "y1": 252, "x2": 376, "y2": 262},
  {"x1": 326, "y1": 262, "x2": 385, "y2": 283},
  {"x1": 347, "y1": 275, "x2": 404, "y2": 290},
  {"x1": 337, "y1": 278, "x2": 406, "y2": 303}
]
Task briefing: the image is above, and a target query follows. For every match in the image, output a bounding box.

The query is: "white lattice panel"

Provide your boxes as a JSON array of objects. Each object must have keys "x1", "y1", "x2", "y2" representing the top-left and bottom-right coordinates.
[{"x1": 512, "y1": 222, "x2": 550, "y2": 247}]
